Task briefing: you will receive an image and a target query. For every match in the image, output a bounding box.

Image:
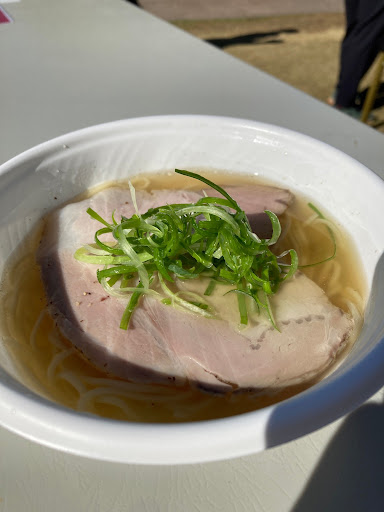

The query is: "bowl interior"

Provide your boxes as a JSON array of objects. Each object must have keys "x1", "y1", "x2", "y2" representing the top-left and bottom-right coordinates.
[{"x1": 0, "y1": 115, "x2": 383, "y2": 464}]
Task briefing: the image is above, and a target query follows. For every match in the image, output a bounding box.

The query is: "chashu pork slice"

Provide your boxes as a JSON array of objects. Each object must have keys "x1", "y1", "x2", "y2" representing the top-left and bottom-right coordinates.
[
  {"x1": 38, "y1": 184, "x2": 353, "y2": 392},
  {"x1": 204, "y1": 183, "x2": 293, "y2": 237}
]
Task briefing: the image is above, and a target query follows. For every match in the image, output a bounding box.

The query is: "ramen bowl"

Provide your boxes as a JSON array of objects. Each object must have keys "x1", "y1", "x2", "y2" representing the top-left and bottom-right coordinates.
[{"x1": 0, "y1": 115, "x2": 383, "y2": 464}]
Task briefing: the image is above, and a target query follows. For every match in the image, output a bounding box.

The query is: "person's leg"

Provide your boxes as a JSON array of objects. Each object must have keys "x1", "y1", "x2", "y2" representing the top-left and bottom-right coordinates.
[
  {"x1": 327, "y1": 0, "x2": 359, "y2": 105},
  {"x1": 336, "y1": 0, "x2": 384, "y2": 108}
]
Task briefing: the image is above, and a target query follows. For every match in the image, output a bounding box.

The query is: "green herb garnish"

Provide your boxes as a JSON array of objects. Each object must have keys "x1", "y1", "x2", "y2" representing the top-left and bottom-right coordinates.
[
  {"x1": 74, "y1": 170, "x2": 298, "y2": 329},
  {"x1": 299, "y1": 202, "x2": 336, "y2": 268}
]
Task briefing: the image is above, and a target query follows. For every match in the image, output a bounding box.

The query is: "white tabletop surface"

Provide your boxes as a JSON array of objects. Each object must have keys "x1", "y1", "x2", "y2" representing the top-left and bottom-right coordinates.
[{"x1": 1, "y1": 1, "x2": 384, "y2": 511}]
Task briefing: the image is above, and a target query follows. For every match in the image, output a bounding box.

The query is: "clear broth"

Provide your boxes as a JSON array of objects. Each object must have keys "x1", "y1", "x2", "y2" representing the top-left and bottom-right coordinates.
[{"x1": 0, "y1": 171, "x2": 365, "y2": 422}]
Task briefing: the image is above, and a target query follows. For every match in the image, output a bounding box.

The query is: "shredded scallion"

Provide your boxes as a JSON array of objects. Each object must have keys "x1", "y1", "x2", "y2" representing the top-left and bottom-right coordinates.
[
  {"x1": 299, "y1": 203, "x2": 336, "y2": 268},
  {"x1": 74, "y1": 169, "x2": 300, "y2": 329}
]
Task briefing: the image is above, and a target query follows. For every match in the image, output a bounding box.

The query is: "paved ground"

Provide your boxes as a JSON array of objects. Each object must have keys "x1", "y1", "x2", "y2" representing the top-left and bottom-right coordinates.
[
  {"x1": 136, "y1": 0, "x2": 344, "y2": 20},
  {"x1": 129, "y1": 1, "x2": 384, "y2": 132}
]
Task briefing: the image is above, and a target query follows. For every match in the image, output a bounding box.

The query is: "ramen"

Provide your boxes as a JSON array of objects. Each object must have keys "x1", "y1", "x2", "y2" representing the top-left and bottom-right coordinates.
[{"x1": 0, "y1": 171, "x2": 365, "y2": 422}]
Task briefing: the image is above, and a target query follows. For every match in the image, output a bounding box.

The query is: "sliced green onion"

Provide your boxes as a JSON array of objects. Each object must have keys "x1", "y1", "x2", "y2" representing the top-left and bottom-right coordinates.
[
  {"x1": 86, "y1": 207, "x2": 111, "y2": 228},
  {"x1": 120, "y1": 283, "x2": 144, "y2": 330},
  {"x1": 158, "y1": 274, "x2": 214, "y2": 318},
  {"x1": 282, "y1": 249, "x2": 299, "y2": 280},
  {"x1": 299, "y1": 203, "x2": 336, "y2": 268},
  {"x1": 74, "y1": 246, "x2": 153, "y2": 265},
  {"x1": 237, "y1": 289, "x2": 248, "y2": 325},
  {"x1": 176, "y1": 205, "x2": 240, "y2": 236},
  {"x1": 167, "y1": 263, "x2": 200, "y2": 279},
  {"x1": 153, "y1": 248, "x2": 174, "y2": 282},
  {"x1": 128, "y1": 180, "x2": 141, "y2": 219},
  {"x1": 100, "y1": 277, "x2": 159, "y2": 299},
  {"x1": 175, "y1": 169, "x2": 241, "y2": 212},
  {"x1": 76, "y1": 170, "x2": 302, "y2": 330},
  {"x1": 114, "y1": 224, "x2": 149, "y2": 289},
  {"x1": 204, "y1": 279, "x2": 217, "y2": 296},
  {"x1": 82, "y1": 244, "x2": 114, "y2": 255},
  {"x1": 264, "y1": 292, "x2": 279, "y2": 331},
  {"x1": 265, "y1": 210, "x2": 282, "y2": 246},
  {"x1": 108, "y1": 274, "x2": 121, "y2": 287}
]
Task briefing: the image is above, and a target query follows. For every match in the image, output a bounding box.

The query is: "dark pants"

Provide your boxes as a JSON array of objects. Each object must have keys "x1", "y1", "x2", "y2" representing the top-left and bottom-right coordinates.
[{"x1": 336, "y1": 0, "x2": 384, "y2": 108}]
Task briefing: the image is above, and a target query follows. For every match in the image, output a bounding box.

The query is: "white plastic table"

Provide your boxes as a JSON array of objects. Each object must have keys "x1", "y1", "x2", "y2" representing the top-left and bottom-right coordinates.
[{"x1": 1, "y1": 1, "x2": 383, "y2": 511}]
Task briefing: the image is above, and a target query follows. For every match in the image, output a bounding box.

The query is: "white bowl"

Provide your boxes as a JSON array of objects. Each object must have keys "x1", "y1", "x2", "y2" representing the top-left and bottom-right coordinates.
[{"x1": 0, "y1": 115, "x2": 383, "y2": 465}]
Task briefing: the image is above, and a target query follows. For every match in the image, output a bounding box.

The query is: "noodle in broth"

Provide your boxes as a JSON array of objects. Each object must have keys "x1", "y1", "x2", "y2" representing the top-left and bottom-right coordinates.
[{"x1": 0, "y1": 172, "x2": 365, "y2": 422}]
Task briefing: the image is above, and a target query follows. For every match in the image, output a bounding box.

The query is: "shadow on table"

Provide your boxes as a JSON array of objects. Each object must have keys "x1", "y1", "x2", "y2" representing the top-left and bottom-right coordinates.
[
  {"x1": 205, "y1": 29, "x2": 298, "y2": 49},
  {"x1": 289, "y1": 400, "x2": 384, "y2": 512},
  {"x1": 267, "y1": 250, "x2": 384, "y2": 511},
  {"x1": 126, "y1": 0, "x2": 142, "y2": 7}
]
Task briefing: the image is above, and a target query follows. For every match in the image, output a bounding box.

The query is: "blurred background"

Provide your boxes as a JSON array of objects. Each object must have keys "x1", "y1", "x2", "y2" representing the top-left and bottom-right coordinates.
[{"x1": 129, "y1": 0, "x2": 384, "y2": 132}]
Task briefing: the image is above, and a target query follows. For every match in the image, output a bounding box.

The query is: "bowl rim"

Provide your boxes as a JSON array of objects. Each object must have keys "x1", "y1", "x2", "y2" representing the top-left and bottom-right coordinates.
[{"x1": 0, "y1": 114, "x2": 383, "y2": 465}]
